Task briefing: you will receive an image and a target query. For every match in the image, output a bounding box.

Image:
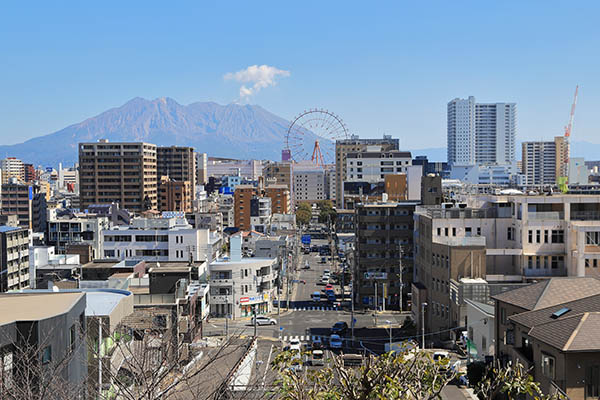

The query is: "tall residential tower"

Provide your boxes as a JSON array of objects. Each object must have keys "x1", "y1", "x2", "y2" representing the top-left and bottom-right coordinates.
[{"x1": 447, "y1": 97, "x2": 516, "y2": 167}]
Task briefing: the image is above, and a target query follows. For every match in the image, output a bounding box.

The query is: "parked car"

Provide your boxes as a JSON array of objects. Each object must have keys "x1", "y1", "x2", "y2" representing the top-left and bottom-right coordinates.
[
  {"x1": 303, "y1": 261, "x2": 310, "y2": 269},
  {"x1": 331, "y1": 321, "x2": 348, "y2": 335},
  {"x1": 290, "y1": 338, "x2": 302, "y2": 352},
  {"x1": 311, "y1": 349, "x2": 325, "y2": 366},
  {"x1": 312, "y1": 336, "x2": 323, "y2": 350},
  {"x1": 327, "y1": 292, "x2": 336, "y2": 302},
  {"x1": 325, "y1": 284, "x2": 333, "y2": 291},
  {"x1": 329, "y1": 334, "x2": 343, "y2": 349},
  {"x1": 251, "y1": 316, "x2": 277, "y2": 326},
  {"x1": 323, "y1": 269, "x2": 330, "y2": 275},
  {"x1": 321, "y1": 257, "x2": 327, "y2": 263},
  {"x1": 312, "y1": 292, "x2": 322, "y2": 302},
  {"x1": 320, "y1": 277, "x2": 329, "y2": 285}
]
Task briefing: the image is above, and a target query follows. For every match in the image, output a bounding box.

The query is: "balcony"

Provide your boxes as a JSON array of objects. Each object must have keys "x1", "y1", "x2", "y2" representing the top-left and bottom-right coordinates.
[
  {"x1": 571, "y1": 211, "x2": 600, "y2": 221},
  {"x1": 433, "y1": 236, "x2": 486, "y2": 247},
  {"x1": 523, "y1": 267, "x2": 567, "y2": 277},
  {"x1": 529, "y1": 212, "x2": 564, "y2": 220},
  {"x1": 210, "y1": 279, "x2": 233, "y2": 286},
  {"x1": 210, "y1": 295, "x2": 233, "y2": 304}
]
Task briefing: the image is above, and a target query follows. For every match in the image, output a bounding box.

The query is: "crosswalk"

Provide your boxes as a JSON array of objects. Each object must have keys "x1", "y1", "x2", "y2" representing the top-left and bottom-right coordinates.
[
  {"x1": 292, "y1": 306, "x2": 337, "y2": 311},
  {"x1": 281, "y1": 335, "x2": 324, "y2": 342}
]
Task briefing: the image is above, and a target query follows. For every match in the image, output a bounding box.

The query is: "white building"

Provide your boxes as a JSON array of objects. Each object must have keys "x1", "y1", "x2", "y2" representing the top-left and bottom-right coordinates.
[
  {"x1": 209, "y1": 234, "x2": 277, "y2": 318},
  {"x1": 447, "y1": 97, "x2": 516, "y2": 167},
  {"x1": 521, "y1": 141, "x2": 557, "y2": 186},
  {"x1": 250, "y1": 196, "x2": 271, "y2": 234},
  {"x1": 101, "y1": 216, "x2": 221, "y2": 263},
  {"x1": 292, "y1": 162, "x2": 326, "y2": 203},
  {"x1": 28, "y1": 246, "x2": 80, "y2": 288},
  {"x1": 46, "y1": 213, "x2": 109, "y2": 258},
  {"x1": 345, "y1": 147, "x2": 412, "y2": 183},
  {"x1": 569, "y1": 157, "x2": 589, "y2": 186},
  {"x1": 206, "y1": 158, "x2": 263, "y2": 180},
  {"x1": 1, "y1": 157, "x2": 24, "y2": 184},
  {"x1": 449, "y1": 164, "x2": 516, "y2": 186},
  {"x1": 465, "y1": 298, "x2": 495, "y2": 359}
]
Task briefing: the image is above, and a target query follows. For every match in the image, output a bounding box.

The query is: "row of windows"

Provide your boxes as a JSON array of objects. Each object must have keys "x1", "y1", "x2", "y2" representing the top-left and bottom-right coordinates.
[{"x1": 527, "y1": 229, "x2": 564, "y2": 244}]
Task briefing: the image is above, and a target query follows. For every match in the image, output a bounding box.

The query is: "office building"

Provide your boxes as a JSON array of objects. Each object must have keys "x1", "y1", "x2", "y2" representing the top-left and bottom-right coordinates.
[
  {"x1": 158, "y1": 177, "x2": 193, "y2": 212},
  {"x1": 354, "y1": 201, "x2": 418, "y2": 310},
  {"x1": 345, "y1": 148, "x2": 413, "y2": 183},
  {"x1": 264, "y1": 184, "x2": 291, "y2": 215},
  {"x1": 207, "y1": 158, "x2": 263, "y2": 180},
  {"x1": 0, "y1": 226, "x2": 30, "y2": 292},
  {"x1": 79, "y1": 140, "x2": 158, "y2": 212},
  {"x1": 413, "y1": 192, "x2": 600, "y2": 338},
  {"x1": 447, "y1": 97, "x2": 516, "y2": 166},
  {"x1": 292, "y1": 162, "x2": 326, "y2": 203},
  {"x1": 335, "y1": 135, "x2": 399, "y2": 207},
  {"x1": 157, "y1": 146, "x2": 196, "y2": 198}
]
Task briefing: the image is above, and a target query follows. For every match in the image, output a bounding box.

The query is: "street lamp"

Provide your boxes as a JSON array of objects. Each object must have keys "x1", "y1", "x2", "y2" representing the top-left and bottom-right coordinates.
[
  {"x1": 421, "y1": 302, "x2": 428, "y2": 350},
  {"x1": 385, "y1": 319, "x2": 393, "y2": 350}
]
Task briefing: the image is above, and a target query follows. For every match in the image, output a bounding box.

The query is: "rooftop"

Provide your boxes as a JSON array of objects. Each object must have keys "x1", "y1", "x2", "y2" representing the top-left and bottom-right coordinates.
[
  {"x1": 528, "y1": 312, "x2": 600, "y2": 352},
  {"x1": 0, "y1": 292, "x2": 84, "y2": 325},
  {"x1": 493, "y1": 277, "x2": 600, "y2": 311},
  {"x1": 210, "y1": 257, "x2": 276, "y2": 267}
]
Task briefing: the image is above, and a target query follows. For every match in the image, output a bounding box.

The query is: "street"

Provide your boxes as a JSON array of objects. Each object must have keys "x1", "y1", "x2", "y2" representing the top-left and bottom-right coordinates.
[{"x1": 206, "y1": 238, "x2": 408, "y2": 354}]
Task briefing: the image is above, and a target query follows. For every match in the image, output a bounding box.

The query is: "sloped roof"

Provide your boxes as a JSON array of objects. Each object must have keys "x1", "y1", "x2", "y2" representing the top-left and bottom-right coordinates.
[
  {"x1": 492, "y1": 278, "x2": 600, "y2": 311},
  {"x1": 528, "y1": 312, "x2": 600, "y2": 352},
  {"x1": 509, "y1": 293, "x2": 600, "y2": 329}
]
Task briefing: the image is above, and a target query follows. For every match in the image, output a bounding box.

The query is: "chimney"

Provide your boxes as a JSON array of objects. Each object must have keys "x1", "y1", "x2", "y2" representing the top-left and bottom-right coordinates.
[{"x1": 230, "y1": 234, "x2": 242, "y2": 262}]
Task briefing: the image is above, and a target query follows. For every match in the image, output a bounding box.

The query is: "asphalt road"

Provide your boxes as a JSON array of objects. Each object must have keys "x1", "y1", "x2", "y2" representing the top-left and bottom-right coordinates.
[{"x1": 206, "y1": 238, "x2": 408, "y2": 354}]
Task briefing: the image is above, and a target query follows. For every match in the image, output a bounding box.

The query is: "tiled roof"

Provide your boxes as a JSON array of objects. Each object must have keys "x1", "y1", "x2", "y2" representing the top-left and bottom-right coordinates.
[
  {"x1": 509, "y1": 293, "x2": 600, "y2": 329},
  {"x1": 492, "y1": 278, "x2": 600, "y2": 311},
  {"x1": 528, "y1": 312, "x2": 600, "y2": 352}
]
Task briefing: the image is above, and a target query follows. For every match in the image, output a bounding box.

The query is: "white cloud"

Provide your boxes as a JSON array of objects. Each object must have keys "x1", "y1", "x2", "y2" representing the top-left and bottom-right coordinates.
[{"x1": 224, "y1": 64, "x2": 290, "y2": 101}]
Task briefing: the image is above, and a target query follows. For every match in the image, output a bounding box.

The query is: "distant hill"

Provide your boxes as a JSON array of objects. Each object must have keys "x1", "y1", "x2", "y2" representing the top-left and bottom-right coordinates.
[{"x1": 0, "y1": 97, "x2": 299, "y2": 166}]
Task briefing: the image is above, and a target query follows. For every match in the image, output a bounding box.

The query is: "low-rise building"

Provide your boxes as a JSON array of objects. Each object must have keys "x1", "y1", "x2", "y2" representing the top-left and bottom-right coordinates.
[
  {"x1": 494, "y1": 278, "x2": 600, "y2": 399},
  {"x1": 47, "y1": 212, "x2": 109, "y2": 257},
  {"x1": 101, "y1": 215, "x2": 221, "y2": 263},
  {"x1": 209, "y1": 235, "x2": 277, "y2": 318},
  {"x1": 0, "y1": 292, "x2": 88, "y2": 398}
]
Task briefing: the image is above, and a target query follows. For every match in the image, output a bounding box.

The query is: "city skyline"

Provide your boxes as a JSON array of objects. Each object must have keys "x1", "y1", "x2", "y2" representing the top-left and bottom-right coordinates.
[{"x1": 1, "y1": 2, "x2": 599, "y2": 150}]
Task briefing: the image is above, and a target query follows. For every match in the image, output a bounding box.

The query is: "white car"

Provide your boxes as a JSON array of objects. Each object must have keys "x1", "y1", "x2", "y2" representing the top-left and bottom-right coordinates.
[
  {"x1": 289, "y1": 338, "x2": 302, "y2": 352},
  {"x1": 252, "y1": 316, "x2": 277, "y2": 326}
]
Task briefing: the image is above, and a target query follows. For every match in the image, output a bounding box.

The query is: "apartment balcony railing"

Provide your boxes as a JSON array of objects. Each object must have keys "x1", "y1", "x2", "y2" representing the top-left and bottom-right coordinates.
[
  {"x1": 571, "y1": 211, "x2": 600, "y2": 221},
  {"x1": 523, "y1": 267, "x2": 567, "y2": 277},
  {"x1": 528, "y1": 211, "x2": 564, "y2": 220}
]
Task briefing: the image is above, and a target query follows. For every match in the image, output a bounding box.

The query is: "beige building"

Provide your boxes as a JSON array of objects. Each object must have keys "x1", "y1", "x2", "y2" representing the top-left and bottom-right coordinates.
[
  {"x1": 264, "y1": 184, "x2": 291, "y2": 215},
  {"x1": 157, "y1": 146, "x2": 196, "y2": 198},
  {"x1": 335, "y1": 135, "x2": 398, "y2": 207},
  {"x1": 0, "y1": 226, "x2": 30, "y2": 292},
  {"x1": 79, "y1": 140, "x2": 158, "y2": 212},
  {"x1": 521, "y1": 136, "x2": 570, "y2": 186},
  {"x1": 262, "y1": 162, "x2": 292, "y2": 191},
  {"x1": 196, "y1": 152, "x2": 208, "y2": 185},
  {"x1": 1, "y1": 157, "x2": 24, "y2": 184},
  {"x1": 158, "y1": 177, "x2": 193, "y2": 212}
]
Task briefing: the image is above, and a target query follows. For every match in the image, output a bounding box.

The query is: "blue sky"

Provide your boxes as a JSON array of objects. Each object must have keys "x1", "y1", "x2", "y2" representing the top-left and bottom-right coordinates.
[{"x1": 1, "y1": 1, "x2": 599, "y2": 149}]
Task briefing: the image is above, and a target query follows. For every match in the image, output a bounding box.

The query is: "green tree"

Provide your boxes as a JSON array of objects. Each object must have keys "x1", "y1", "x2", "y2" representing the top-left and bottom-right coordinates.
[
  {"x1": 317, "y1": 200, "x2": 336, "y2": 225},
  {"x1": 296, "y1": 202, "x2": 312, "y2": 226}
]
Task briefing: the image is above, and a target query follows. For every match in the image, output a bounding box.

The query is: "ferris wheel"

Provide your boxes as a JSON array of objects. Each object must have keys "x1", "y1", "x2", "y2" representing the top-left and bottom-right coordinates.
[{"x1": 285, "y1": 109, "x2": 349, "y2": 166}]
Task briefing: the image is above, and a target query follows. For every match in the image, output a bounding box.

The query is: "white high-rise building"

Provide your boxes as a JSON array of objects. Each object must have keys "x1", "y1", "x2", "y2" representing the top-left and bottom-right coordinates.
[{"x1": 447, "y1": 97, "x2": 516, "y2": 167}]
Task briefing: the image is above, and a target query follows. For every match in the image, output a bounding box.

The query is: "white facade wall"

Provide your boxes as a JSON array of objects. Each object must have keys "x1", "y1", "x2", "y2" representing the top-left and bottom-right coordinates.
[
  {"x1": 465, "y1": 300, "x2": 495, "y2": 358},
  {"x1": 293, "y1": 168, "x2": 325, "y2": 203},
  {"x1": 448, "y1": 97, "x2": 516, "y2": 167},
  {"x1": 346, "y1": 153, "x2": 412, "y2": 183}
]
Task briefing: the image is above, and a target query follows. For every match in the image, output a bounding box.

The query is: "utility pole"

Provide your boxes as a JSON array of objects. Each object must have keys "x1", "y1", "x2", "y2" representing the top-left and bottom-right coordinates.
[
  {"x1": 421, "y1": 302, "x2": 428, "y2": 350},
  {"x1": 253, "y1": 304, "x2": 257, "y2": 338},
  {"x1": 398, "y1": 243, "x2": 403, "y2": 313}
]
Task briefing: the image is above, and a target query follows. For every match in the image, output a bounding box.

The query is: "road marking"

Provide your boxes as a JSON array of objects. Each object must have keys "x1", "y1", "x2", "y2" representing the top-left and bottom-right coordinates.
[{"x1": 262, "y1": 344, "x2": 273, "y2": 388}]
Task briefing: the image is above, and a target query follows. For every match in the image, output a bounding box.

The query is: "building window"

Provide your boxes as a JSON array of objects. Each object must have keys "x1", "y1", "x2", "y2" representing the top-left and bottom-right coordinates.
[
  {"x1": 544, "y1": 230, "x2": 549, "y2": 243},
  {"x1": 552, "y1": 230, "x2": 564, "y2": 244},
  {"x1": 541, "y1": 353, "x2": 555, "y2": 380},
  {"x1": 445, "y1": 227, "x2": 449, "y2": 236},
  {"x1": 587, "y1": 365, "x2": 600, "y2": 399},
  {"x1": 500, "y1": 307, "x2": 507, "y2": 324},
  {"x1": 528, "y1": 230, "x2": 533, "y2": 243},
  {"x1": 41, "y1": 346, "x2": 52, "y2": 364},
  {"x1": 477, "y1": 227, "x2": 481, "y2": 236},
  {"x1": 507, "y1": 227, "x2": 512, "y2": 241},
  {"x1": 536, "y1": 230, "x2": 541, "y2": 243},
  {"x1": 437, "y1": 228, "x2": 441, "y2": 236},
  {"x1": 70, "y1": 325, "x2": 76, "y2": 351},
  {"x1": 528, "y1": 256, "x2": 533, "y2": 269},
  {"x1": 452, "y1": 227, "x2": 456, "y2": 236}
]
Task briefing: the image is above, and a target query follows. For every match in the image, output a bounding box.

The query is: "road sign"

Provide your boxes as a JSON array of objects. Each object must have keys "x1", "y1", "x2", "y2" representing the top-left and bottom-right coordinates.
[
  {"x1": 301, "y1": 234, "x2": 312, "y2": 245},
  {"x1": 279, "y1": 327, "x2": 284, "y2": 331}
]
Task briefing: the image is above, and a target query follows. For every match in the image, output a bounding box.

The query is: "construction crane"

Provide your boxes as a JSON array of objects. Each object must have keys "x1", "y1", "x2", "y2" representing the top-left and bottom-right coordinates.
[{"x1": 558, "y1": 85, "x2": 578, "y2": 193}]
